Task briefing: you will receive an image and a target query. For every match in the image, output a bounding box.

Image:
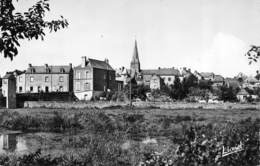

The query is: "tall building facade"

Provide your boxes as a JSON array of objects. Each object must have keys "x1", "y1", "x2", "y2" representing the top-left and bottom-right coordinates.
[
  {"x1": 73, "y1": 56, "x2": 116, "y2": 100},
  {"x1": 16, "y1": 64, "x2": 73, "y2": 93}
]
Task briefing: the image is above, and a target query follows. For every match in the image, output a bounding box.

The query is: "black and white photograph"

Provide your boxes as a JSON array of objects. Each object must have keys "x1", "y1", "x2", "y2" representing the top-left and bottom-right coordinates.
[{"x1": 0, "y1": 0, "x2": 260, "y2": 165}]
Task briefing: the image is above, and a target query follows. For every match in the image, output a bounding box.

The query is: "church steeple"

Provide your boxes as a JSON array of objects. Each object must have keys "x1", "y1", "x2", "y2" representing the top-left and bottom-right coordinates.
[{"x1": 130, "y1": 40, "x2": 141, "y2": 76}]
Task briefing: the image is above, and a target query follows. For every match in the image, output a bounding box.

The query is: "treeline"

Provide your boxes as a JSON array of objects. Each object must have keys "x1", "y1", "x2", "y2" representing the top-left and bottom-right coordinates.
[{"x1": 115, "y1": 74, "x2": 241, "y2": 102}]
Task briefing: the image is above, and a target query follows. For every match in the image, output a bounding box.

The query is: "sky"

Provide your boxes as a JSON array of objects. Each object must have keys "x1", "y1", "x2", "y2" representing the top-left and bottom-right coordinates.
[{"x1": 1, "y1": 0, "x2": 260, "y2": 77}]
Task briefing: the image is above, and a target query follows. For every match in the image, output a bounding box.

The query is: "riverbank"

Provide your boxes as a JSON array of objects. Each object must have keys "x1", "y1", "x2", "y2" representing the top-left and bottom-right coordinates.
[
  {"x1": 23, "y1": 101, "x2": 260, "y2": 110},
  {"x1": 0, "y1": 107, "x2": 258, "y2": 165}
]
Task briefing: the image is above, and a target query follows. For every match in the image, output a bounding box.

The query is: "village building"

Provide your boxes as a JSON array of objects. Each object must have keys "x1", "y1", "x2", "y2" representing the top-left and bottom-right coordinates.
[
  {"x1": 236, "y1": 88, "x2": 250, "y2": 102},
  {"x1": 141, "y1": 68, "x2": 180, "y2": 86},
  {"x1": 16, "y1": 64, "x2": 73, "y2": 93},
  {"x1": 199, "y1": 72, "x2": 215, "y2": 81},
  {"x1": 224, "y1": 78, "x2": 241, "y2": 90},
  {"x1": 242, "y1": 76, "x2": 260, "y2": 89},
  {"x1": 149, "y1": 75, "x2": 163, "y2": 90},
  {"x1": 115, "y1": 67, "x2": 130, "y2": 85},
  {"x1": 212, "y1": 75, "x2": 225, "y2": 87},
  {"x1": 127, "y1": 40, "x2": 180, "y2": 87},
  {"x1": 73, "y1": 56, "x2": 116, "y2": 100}
]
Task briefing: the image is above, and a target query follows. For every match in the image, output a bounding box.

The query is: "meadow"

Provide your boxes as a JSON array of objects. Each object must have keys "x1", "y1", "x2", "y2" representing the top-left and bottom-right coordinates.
[{"x1": 0, "y1": 106, "x2": 259, "y2": 165}]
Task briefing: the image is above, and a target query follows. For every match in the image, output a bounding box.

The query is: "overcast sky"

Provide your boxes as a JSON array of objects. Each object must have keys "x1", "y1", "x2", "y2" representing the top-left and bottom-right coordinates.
[{"x1": 1, "y1": 0, "x2": 260, "y2": 77}]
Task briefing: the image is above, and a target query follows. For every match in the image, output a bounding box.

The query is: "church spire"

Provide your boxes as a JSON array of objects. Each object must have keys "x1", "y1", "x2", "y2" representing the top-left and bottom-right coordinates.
[{"x1": 130, "y1": 40, "x2": 141, "y2": 76}]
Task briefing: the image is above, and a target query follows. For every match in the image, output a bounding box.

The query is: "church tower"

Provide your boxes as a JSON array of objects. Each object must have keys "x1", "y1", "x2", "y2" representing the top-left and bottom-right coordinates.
[{"x1": 130, "y1": 40, "x2": 141, "y2": 77}]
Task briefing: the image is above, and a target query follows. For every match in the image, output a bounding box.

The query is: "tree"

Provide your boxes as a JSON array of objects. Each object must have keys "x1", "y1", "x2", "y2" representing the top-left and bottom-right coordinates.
[
  {"x1": 0, "y1": 0, "x2": 68, "y2": 59},
  {"x1": 170, "y1": 76, "x2": 184, "y2": 100},
  {"x1": 245, "y1": 45, "x2": 260, "y2": 64},
  {"x1": 219, "y1": 85, "x2": 238, "y2": 102}
]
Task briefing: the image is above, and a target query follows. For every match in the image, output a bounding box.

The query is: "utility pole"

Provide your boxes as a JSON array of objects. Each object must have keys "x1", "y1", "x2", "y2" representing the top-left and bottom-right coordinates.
[{"x1": 129, "y1": 77, "x2": 132, "y2": 108}]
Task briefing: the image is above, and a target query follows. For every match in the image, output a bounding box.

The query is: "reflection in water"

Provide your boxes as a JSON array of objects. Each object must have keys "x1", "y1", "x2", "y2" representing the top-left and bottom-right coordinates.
[{"x1": 0, "y1": 134, "x2": 28, "y2": 154}]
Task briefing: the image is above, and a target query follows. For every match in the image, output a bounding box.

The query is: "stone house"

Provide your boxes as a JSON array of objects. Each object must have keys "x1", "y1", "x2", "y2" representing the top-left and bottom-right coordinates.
[
  {"x1": 142, "y1": 68, "x2": 180, "y2": 86},
  {"x1": 212, "y1": 75, "x2": 225, "y2": 87},
  {"x1": 150, "y1": 75, "x2": 163, "y2": 90},
  {"x1": 73, "y1": 56, "x2": 116, "y2": 100},
  {"x1": 224, "y1": 78, "x2": 241, "y2": 90},
  {"x1": 199, "y1": 72, "x2": 215, "y2": 81},
  {"x1": 236, "y1": 89, "x2": 250, "y2": 102},
  {"x1": 17, "y1": 64, "x2": 73, "y2": 93},
  {"x1": 115, "y1": 67, "x2": 130, "y2": 85}
]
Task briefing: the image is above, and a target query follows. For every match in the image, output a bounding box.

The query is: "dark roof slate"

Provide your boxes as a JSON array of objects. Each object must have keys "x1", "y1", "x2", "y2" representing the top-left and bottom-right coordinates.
[
  {"x1": 25, "y1": 65, "x2": 72, "y2": 74},
  {"x1": 74, "y1": 58, "x2": 114, "y2": 71},
  {"x1": 141, "y1": 68, "x2": 180, "y2": 76}
]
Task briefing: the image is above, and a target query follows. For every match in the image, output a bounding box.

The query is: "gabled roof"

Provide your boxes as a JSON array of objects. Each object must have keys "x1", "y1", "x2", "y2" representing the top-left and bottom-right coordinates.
[
  {"x1": 141, "y1": 68, "x2": 180, "y2": 76},
  {"x1": 3, "y1": 73, "x2": 15, "y2": 79},
  {"x1": 213, "y1": 75, "x2": 224, "y2": 82},
  {"x1": 225, "y1": 78, "x2": 241, "y2": 88},
  {"x1": 245, "y1": 76, "x2": 259, "y2": 83},
  {"x1": 237, "y1": 89, "x2": 249, "y2": 96},
  {"x1": 26, "y1": 65, "x2": 72, "y2": 74},
  {"x1": 74, "y1": 58, "x2": 114, "y2": 71},
  {"x1": 200, "y1": 72, "x2": 214, "y2": 78}
]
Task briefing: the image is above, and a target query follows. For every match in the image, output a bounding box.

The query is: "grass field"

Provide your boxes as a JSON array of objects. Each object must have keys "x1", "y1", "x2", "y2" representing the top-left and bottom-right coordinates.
[{"x1": 0, "y1": 107, "x2": 259, "y2": 165}]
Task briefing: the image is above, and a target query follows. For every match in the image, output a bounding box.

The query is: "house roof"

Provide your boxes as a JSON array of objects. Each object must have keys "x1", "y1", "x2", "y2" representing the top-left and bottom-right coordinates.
[
  {"x1": 26, "y1": 65, "x2": 72, "y2": 74},
  {"x1": 141, "y1": 68, "x2": 180, "y2": 76},
  {"x1": 245, "y1": 76, "x2": 259, "y2": 83},
  {"x1": 74, "y1": 58, "x2": 114, "y2": 71},
  {"x1": 213, "y1": 75, "x2": 224, "y2": 82},
  {"x1": 200, "y1": 72, "x2": 214, "y2": 78},
  {"x1": 237, "y1": 89, "x2": 249, "y2": 96},
  {"x1": 225, "y1": 78, "x2": 241, "y2": 88},
  {"x1": 2, "y1": 73, "x2": 15, "y2": 79}
]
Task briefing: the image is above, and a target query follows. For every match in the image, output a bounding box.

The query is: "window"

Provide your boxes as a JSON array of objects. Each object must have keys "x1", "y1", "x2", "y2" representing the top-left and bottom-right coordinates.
[
  {"x1": 3, "y1": 80, "x2": 7, "y2": 84},
  {"x1": 59, "y1": 76, "x2": 64, "y2": 82},
  {"x1": 30, "y1": 86, "x2": 33, "y2": 92},
  {"x1": 86, "y1": 71, "x2": 89, "y2": 79},
  {"x1": 45, "y1": 86, "x2": 49, "y2": 92},
  {"x1": 109, "y1": 75, "x2": 112, "y2": 80},
  {"x1": 19, "y1": 87, "x2": 22, "y2": 93},
  {"x1": 84, "y1": 83, "x2": 90, "y2": 90},
  {"x1": 19, "y1": 76, "x2": 22, "y2": 82},
  {"x1": 104, "y1": 74, "x2": 107, "y2": 80},
  {"x1": 60, "y1": 68, "x2": 65, "y2": 73},
  {"x1": 59, "y1": 86, "x2": 63, "y2": 92},
  {"x1": 76, "y1": 82, "x2": 80, "y2": 91},
  {"x1": 168, "y1": 77, "x2": 171, "y2": 81},
  {"x1": 38, "y1": 86, "x2": 41, "y2": 92},
  {"x1": 45, "y1": 76, "x2": 49, "y2": 82},
  {"x1": 30, "y1": 76, "x2": 34, "y2": 82},
  {"x1": 77, "y1": 71, "x2": 81, "y2": 79}
]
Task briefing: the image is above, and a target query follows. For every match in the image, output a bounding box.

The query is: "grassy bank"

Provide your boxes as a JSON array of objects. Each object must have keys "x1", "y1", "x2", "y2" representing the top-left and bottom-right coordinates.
[{"x1": 0, "y1": 108, "x2": 259, "y2": 165}]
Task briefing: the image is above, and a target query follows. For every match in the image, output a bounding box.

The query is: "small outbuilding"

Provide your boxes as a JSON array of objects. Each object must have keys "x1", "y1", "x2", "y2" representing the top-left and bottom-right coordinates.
[{"x1": 236, "y1": 89, "x2": 250, "y2": 102}]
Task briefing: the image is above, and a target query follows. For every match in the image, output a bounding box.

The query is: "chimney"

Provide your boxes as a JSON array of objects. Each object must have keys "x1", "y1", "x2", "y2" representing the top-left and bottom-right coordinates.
[
  {"x1": 104, "y1": 58, "x2": 109, "y2": 64},
  {"x1": 158, "y1": 67, "x2": 161, "y2": 70},
  {"x1": 81, "y1": 56, "x2": 87, "y2": 67},
  {"x1": 45, "y1": 64, "x2": 48, "y2": 68},
  {"x1": 69, "y1": 63, "x2": 72, "y2": 69},
  {"x1": 28, "y1": 64, "x2": 32, "y2": 68}
]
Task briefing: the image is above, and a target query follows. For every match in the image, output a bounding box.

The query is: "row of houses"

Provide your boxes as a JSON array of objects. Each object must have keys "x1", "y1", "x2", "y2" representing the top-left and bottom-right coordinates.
[
  {"x1": 115, "y1": 41, "x2": 260, "y2": 103},
  {"x1": 1, "y1": 56, "x2": 123, "y2": 101}
]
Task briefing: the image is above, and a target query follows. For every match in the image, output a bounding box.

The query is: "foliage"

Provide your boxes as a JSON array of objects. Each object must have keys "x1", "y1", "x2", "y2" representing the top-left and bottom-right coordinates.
[
  {"x1": 219, "y1": 85, "x2": 238, "y2": 102},
  {"x1": 0, "y1": 110, "x2": 83, "y2": 132},
  {"x1": 0, "y1": 0, "x2": 68, "y2": 59},
  {"x1": 169, "y1": 76, "x2": 185, "y2": 100},
  {"x1": 245, "y1": 45, "x2": 260, "y2": 64},
  {"x1": 188, "y1": 87, "x2": 211, "y2": 100},
  {"x1": 124, "y1": 81, "x2": 150, "y2": 101}
]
